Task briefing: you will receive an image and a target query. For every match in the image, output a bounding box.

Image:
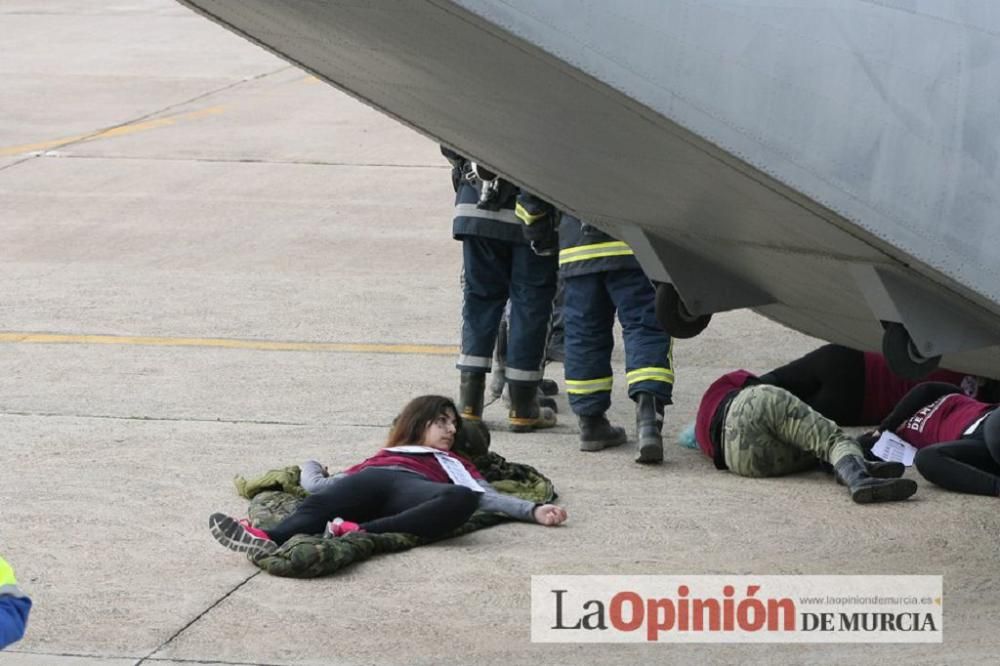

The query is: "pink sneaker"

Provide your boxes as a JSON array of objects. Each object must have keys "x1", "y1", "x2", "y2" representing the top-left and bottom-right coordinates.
[
  {"x1": 209, "y1": 513, "x2": 278, "y2": 556},
  {"x1": 323, "y1": 517, "x2": 363, "y2": 538}
]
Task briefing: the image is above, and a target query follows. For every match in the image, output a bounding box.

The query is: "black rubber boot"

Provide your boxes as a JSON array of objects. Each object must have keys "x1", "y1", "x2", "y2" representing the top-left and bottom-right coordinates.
[
  {"x1": 635, "y1": 392, "x2": 664, "y2": 464},
  {"x1": 834, "y1": 458, "x2": 906, "y2": 482},
  {"x1": 458, "y1": 371, "x2": 490, "y2": 455},
  {"x1": 501, "y1": 384, "x2": 558, "y2": 412},
  {"x1": 864, "y1": 460, "x2": 905, "y2": 479},
  {"x1": 508, "y1": 383, "x2": 557, "y2": 432},
  {"x1": 579, "y1": 414, "x2": 627, "y2": 452},
  {"x1": 458, "y1": 371, "x2": 486, "y2": 423},
  {"x1": 834, "y1": 455, "x2": 917, "y2": 503},
  {"x1": 540, "y1": 378, "x2": 559, "y2": 396}
]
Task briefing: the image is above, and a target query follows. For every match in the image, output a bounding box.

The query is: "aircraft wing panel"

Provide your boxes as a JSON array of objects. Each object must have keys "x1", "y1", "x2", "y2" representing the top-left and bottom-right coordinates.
[{"x1": 175, "y1": 0, "x2": 1000, "y2": 376}]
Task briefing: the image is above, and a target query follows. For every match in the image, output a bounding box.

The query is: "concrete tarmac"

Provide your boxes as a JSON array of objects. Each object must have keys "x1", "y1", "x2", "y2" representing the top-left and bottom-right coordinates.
[{"x1": 0, "y1": 2, "x2": 996, "y2": 664}]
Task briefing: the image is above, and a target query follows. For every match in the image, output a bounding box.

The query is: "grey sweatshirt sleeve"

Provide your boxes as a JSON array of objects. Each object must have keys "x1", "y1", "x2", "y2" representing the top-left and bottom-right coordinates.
[
  {"x1": 300, "y1": 460, "x2": 342, "y2": 494},
  {"x1": 476, "y1": 480, "x2": 538, "y2": 522}
]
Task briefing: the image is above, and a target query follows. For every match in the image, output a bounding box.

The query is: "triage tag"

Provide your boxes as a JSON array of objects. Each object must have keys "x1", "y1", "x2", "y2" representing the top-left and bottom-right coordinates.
[
  {"x1": 433, "y1": 452, "x2": 485, "y2": 492},
  {"x1": 387, "y1": 446, "x2": 485, "y2": 492},
  {"x1": 870, "y1": 430, "x2": 918, "y2": 466}
]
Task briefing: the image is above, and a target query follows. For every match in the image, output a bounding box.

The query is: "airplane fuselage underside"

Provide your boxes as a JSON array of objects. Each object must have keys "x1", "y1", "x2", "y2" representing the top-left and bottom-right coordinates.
[{"x1": 177, "y1": 0, "x2": 1000, "y2": 377}]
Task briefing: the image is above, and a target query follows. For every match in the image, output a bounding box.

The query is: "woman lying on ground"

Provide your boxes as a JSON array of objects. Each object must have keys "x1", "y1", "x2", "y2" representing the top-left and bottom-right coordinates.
[
  {"x1": 863, "y1": 382, "x2": 1000, "y2": 496},
  {"x1": 678, "y1": 344, "x2": 993, "y2": 449},
  {"x1": 758, "y1": 344, "x2": 995, "y2": 426},
  {"x1": 694, "y1": 371, "x2": 917, "y2": 503},
  {"x1": 209, "y1": 395, "x2": 567, "y2": 558}
]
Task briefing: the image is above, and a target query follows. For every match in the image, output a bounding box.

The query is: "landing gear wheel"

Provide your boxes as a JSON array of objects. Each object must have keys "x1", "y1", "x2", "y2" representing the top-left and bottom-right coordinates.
[
  {"x1": 655, "y1": 283, "x2": 712, "y2": 339},
  {"x1": 882, "y1": 322, "x2": 941, "y2": 380}
]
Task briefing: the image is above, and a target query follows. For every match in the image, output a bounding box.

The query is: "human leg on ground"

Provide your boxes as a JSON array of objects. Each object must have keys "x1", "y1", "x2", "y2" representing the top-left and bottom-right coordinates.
[
  {"x1": 457, "y1": 237, "x2": 511, "y2": 425},
  {"x1": 362, "y1": 474, "x2": 481, "y2": 539},
  {"x1": 759, "y1": 344, "x2": 865, "y2": 426},
  {"x1": 269, "y1": 468, "x2": 480, "y2": 542},
  {"x1": 505, "y1": 243, "x2": 558, "y2": 431},
  {"x1": 914, "y1": 440, "x2": 1000, "y2": 496},
  {"x1": 562, "y1": 272, "x2": 625, "y2": 451},
  {"x1": 608, "y1": 269, "x2": 674, "y2": 463},
  {"x1": 722, "y1": 385, "x2": 915, "y2": 503},
  {"x1": 262, "y1": 468, "x2": 405, "y2": 544}
]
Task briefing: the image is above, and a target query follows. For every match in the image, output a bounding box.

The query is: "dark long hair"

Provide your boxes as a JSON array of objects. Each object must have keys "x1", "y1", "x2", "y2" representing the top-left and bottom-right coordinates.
[{"x1": 386, "y1": 395, "x2": 461, "y2": 447}]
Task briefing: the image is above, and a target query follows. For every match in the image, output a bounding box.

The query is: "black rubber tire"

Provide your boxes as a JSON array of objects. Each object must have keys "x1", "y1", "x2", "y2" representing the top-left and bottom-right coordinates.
[
  {"x1": 655, "y1": 283, "x2": 712, "y2": 339},
  {"x1": 881, "y1": 322, "x2": 941, "y2": 380}
]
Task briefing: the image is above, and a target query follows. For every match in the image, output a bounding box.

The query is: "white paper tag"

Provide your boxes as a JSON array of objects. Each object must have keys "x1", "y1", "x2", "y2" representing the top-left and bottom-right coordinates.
[
  {"x1": 387, "y1": 445, "x2": 438, "y2": 454},
  {"x1": 385, "y1": 446, "x2": 484, "y2": 492},
  {"x1": 870, "y1": 431, "x2": 918, "y2": 466},
  {"x1": 433, "y1": 452, "x2": 485, "y2": 492}
]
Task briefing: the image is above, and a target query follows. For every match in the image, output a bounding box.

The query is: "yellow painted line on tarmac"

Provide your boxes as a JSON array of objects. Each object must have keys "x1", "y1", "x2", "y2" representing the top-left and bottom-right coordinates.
[
  {"x1": 0, "y1": 106, "x2": 226, "y2": 157},
  {"x1": 0, "y1": 332, "x2": 457, "y2": 356}
]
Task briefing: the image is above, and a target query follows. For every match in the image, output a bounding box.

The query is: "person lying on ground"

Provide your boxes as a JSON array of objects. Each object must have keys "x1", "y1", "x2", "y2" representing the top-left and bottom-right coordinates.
[
  {"x1": 861, "y1": 382, "x2": 1000, "y2": 497},
  {"x1": 759, "y1": 343, "x2": 995, "y2": 426},
  {"x1": 676, "y1": 344, "x2": 993, "y2": 450},
  {"x1": 694, "y1": 371, "x2": 917, "y2": 504},
  {"x1": 209, "y1": 395, "x2": 567, "y2": 559}
]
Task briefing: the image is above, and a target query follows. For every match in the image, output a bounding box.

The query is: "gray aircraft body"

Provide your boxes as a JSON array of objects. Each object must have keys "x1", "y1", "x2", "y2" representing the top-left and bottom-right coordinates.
[{"x1": 178, "y1": 0, "x2": 1000, "y2": 378}]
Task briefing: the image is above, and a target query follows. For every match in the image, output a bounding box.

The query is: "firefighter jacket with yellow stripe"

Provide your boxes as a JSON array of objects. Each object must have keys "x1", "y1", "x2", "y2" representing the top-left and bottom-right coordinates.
[
  {"x1": 451, "y1": 179, "x2": 524, "y2": 243},
  {"x1": 442, "y1": 147, "x2": 524, "y2": 244},
  {"x1": 558, "y1": 215, "x2": 641, "y2": 277}
]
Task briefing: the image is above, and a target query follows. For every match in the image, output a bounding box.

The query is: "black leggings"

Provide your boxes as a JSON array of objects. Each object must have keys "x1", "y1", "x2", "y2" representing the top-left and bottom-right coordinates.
[
  {"x1": 914, "y1": 409, "x2": 1000, "y2": 496},
  {"x1": 265, "y1": 467, "x2": 481, "y2": 544},
  {"x1": 759, "y1": 344, "x2": 866, "y2": 426}
]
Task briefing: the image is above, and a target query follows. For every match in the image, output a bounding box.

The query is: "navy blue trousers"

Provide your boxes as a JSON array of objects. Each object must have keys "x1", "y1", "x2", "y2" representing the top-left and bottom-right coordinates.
[
  {"x1": 458, "y1": 236, "x2": 558, "y2": 384},
  {"x1": 563, "y1": 269, "x2": 674, "y2": 415}
]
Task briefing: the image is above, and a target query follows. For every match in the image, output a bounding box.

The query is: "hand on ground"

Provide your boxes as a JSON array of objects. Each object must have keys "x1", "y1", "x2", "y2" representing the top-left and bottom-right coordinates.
[{"x1": 533, "y1": 504, "x2": 567, "y2": 526}]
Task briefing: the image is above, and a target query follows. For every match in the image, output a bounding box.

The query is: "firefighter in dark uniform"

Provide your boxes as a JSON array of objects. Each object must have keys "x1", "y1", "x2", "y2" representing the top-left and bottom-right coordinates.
[
  {"x1": 517, "y1": 194, "x2": 674, "y2": 463},
  {"x1": 442, "y1": 148, "x2": 558, "y2": 432}
]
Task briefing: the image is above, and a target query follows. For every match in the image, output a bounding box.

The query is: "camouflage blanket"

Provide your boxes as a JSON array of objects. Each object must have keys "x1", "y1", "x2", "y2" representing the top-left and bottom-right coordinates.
[{"x1": 234, "y1": 451, "x2": 555, "y2": 578}]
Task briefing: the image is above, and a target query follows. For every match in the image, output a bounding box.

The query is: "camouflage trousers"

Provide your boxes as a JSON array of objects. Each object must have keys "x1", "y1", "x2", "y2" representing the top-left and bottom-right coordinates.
[{"x1": 723, "y1": 385, "x2": 862, "y2": 477}]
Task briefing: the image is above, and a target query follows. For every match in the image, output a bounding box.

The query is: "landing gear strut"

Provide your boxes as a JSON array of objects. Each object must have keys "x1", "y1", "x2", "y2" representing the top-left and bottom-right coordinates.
[
  {"x1": 881, "y1": 322, "x2": 941, "y2": 380},
  {"x1": 655, "y1": 283, "x2": 712, "y2": 339}
]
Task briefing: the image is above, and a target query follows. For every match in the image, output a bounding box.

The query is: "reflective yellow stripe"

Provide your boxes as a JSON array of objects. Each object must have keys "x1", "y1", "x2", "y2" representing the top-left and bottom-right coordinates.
[
  {"x1": 559, "y1": 241, "x2": 634, "y2": 265},
  {"x1": 560, "y1": 241, "x2": 632, "y2": 257},
  {"x1": 566, "y1": 377, "x2": 614, "y2": 387},
  {"x1": 515, "y1": 202, "x2": 546, "y2": 225},
  {"x1": 565, "y1": 376, "x2": 614, "y2": 394},
  {"x1": 625, "y1": 368, "x2": 674, "y2": 384},
  {"x1": 626, "y1": 367, "x2": 675, "y2": 385},
  {"x1": 0, "y1": 558, "x2": 16, "y2": 587}
]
